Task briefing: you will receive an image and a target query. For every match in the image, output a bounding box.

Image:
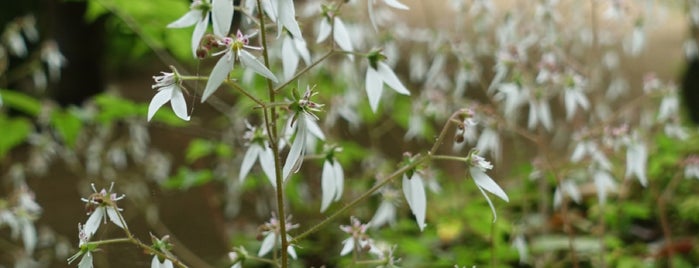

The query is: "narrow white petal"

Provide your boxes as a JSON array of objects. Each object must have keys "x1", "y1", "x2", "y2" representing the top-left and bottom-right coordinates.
[
  {"x1": 383, "y1": 0, "x2": 409, "y2": 10},
  {"x1": 594, "y1": 170, "x2": 617, "y2": 205},
  {"x1": 239, "y1": 145, "x2": 261, "y2": 182},
  {"x1": 332, "y1": 161, "x2": 344, "y2": 201},
  {"x1": 304, "y1": 114, "x2": 325, "y2": 140},
  {"x1": 21, "y1": 222, "x2": 36, "y2": 253},
  {"x1": 527, "y1": 100, "x2": 537, "y2": 130},
  {"x1": 369, "y1": 200, "x2": 396, "y2": 228},
  {"x1": 151, "y1": 256, "x2": 161, "y2": 268},
  {"x1": 377, "y1": 62, "x2": 410, "y2": 95},
  {"x1": 538, "y1": 101, "x2": 553, "y2": 131},
  {"x1": 470, "y1": 167, "x2": 509, "y2": 202},
  {"x1": 106, "y1": 207, "x2": 126, "y2": 229},
  {"x1": 316, "y1": 19, "x2": 331, "y2": 43},
  {"x1": 84, "y1": 209, "x2": 103, "y2": 237},
  {"x1": 320, "y1": 160, "x2": 336, "y2": 212},
  {"x1": 212, "y1": 0, "x2": 234, "y2": 37},
  {"x1": 259, "y1": 146, "x2": 277, "y2": 186},
  {"x1": 167, "y1": 10, "x2": 200, "y2": 28},
  {"x1": 282, "y1": 125, "x2": 306, "y2": 180},
  {"x1": 564, "y1": 91, "x2": 576, "y2": 121},
  {"x1": 333, "y1": 18, "x2": 354, "y2": 53},
  {"x1": 365, "y1": 67, "x2": 383, "y2": 112},
  {"x1": 340, "y1": 238, "x2": 354, "y2": 256},
  {"x1": 282, "y1": 36, "x2": 300, "y2": 80},
  {"x1": 169, "y1": 87, "x2": 191, "y2": 121},
  {"x1": 258, "y1": 233, "x2": 276, "y2": 257},
  {"x1": 368, "y1": 0, "x2": 378, "y2": 31},
  {"x1": 240, "y1": 50, "x2": 278, "y2": 83},
  {"x1": 287, "y1": 244, "x2": 297, "y2": 259},
  {"x1": 476, "y1": 183, "x2": 498, "y2": 222},
  {"x1": 402, "y1": 174, "x2": 427, "y2": 231},
  {"x1": 277, "y1": 0, "x2": 302, "y2": 38},
  {"x1": 78, "y1": 252, "x2": 93, "y2": 268},
  {"x1": 626, "y1": 143, "x2": 648, "y2": 187},
  {"x1": 202, "y1": 52, "x2": 235, "y2": 102},
  {"x1": 294, "y1": 37, "x2": 311, "y2": 65},
  {"x1": 148, "y1": 87, "x2": 174, "y2": 121},
  {"x1": 191, "y1": 14, "x2": 209, "y2": 58}
]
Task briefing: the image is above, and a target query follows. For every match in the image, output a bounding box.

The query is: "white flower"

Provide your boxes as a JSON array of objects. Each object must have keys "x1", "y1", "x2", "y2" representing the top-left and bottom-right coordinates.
[
  {"x1": 317, "y1": 15, "x2": 353, "y2": 55},
  {"x1": 202, "y1": 31, "x2": 278, "y2": 102},
  {"x1": 475, "y1": 127, "x2": 501, "y2": 162},
  {"x1": 239, "y1": 123, "x2": 276, "y2": 185},
  {"x1": 148, "y1": 71, "x2": 190, "y2": 121},
  {"x1": 368, "y1": 188, "x2": 399, "y2": 228},
  {"x1": 40, "y1": 40, "x2": 67, "y2": 81},
  {"x1": 150, "y1": 256, "x2": 174, "y2": 268},
  {"x1": 282, "y1": 88, "x2": 325, "y2": 180},
  {"x1": 276, "y1": 0, "x2": 302, "y2": 38},
  {"x1": 168, "y1": 0, "x2": 234, "y2": 58},
  {"x1": 258, "y1": 215, "x2": 298, "y2": 259},
  {"x1": 469, "y1": 154, "x2": 509, "y2": 222},
  {"x1": 527, "y1": 98, "x2": 553, "y2": 131},
  {"x1": 563, "y1": 74, "x2": 589, "y2": 121},
  {"x1": 321, "y1": 157, "x2": 344, "y2": 212},
  {"x1": 512, "y1": 235, "x2": 529, "y2": 264},
  {"x1": 3, "y1": 22, "x2": 27, "y2": 57},
  {"x1": 495, "y1": 83, "x2": 526, "y2": 120},
  {"x1": 684, "y1": 155, "x2": 699, "y2": 179},
  {"x1": 81, "y1": 183, "x2": 127, "y2": 238},
  {"x1": 229, "y1": 252, "x2": 242, "y2": 268},
  {"x1": 365, "y1": 58, "x2": 411, "y2": 112},
  {"x1": 553, "y1": 179, "x2": 582, "y2": 209},
  {"x1": 367, "y1": 0, "x2": 410, "y2": 30},
  {"x1": 67, "y1": 224, "x2": 94, "y2": 268},
  {"x1": 402, "y1": 173, "x2": 427, "y2": 231},
  {"x1": 339, "y1": 217, "x2": 378, "y2": 256},
  {"x1": 281, "y1": 34, "x2": 311, "y2": 80},
  {"x1": 625, "y1": 142, "x2": 648, "y2": 187},
  {"x1": 593, "y1": 170, "x2": 617, "y2": 205}
]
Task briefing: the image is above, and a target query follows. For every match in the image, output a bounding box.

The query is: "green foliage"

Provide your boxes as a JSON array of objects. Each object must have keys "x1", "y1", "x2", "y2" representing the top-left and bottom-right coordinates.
[
  {"x1": 678, "y1": 195, "x2": 699, "y2": 223},
  {"x1": 185, "y1": 138, "x2": 233, "y2": 164},
  {"x1": 0, "y1": 114, "x2": 31, "y2": 157},
  {"x1": 93, "y1": 93, "x2": 186, "y2": 126},
  {"x1": 163, "y1": 167, "x2": 213, "y2": 190},
  {"x1": 50, "y1": 108, "x2": 83, "y2": 148},
  {"x1": 0, "y1": 89, "x2": 41, "y2": 116}
]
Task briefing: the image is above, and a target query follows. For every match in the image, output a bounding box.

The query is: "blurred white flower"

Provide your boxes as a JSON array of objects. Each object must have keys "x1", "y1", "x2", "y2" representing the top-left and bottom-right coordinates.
[
  {"x1": 563, "y1": 74, "x2": 589, "y2": 121},
  {"x1": 527, "y1": 97, "x2": 553, "y2": 131},
  {"x1": 625, "y1": 142, "x2": 648, "y2": 187},
  {"x1": 317, "y1": 12, "x2": 353, "y2": 55},
  {"x1": 258, "y1": 215, "x2": 298, "y2": 259},
  {"x1": 81, "y1": 183, "x2": 127, "y2": 237},
  {"x1": 276, "y1": 0, "x2": 302, "y2": 38},
  {"x1": 684, "y1": 155, "x2": 699, "y2": 179},
  {"x1": 41, "y1": 40, "x2": 67, "y2": 81},
  {"x1": 239, "y1": 122, "x2": 276, "y2": 185},
  {"x1": 340, "y1": 217, "x2": 379, "y2": 256},
  {"x1": 282, "y1": 87, "x2": 325, "y2": 180},
  {"x1": 365, "y1": 54, "x2": 411, "y2": 112},
  {"x1": 469, "y1": 154, "x2": 509, "y2": 222},
  {"x1": 148, "y1": 70, "x2": 190, "y2": 121},
  {"x1": 475, "y1": 126, "x2": 501, "y2": 162},
  {"x1": 281, "y1": 34, "x2": 311, "y2": 80},
  {"x1": 168, "y1": 0, "x2": 234, "y2": 57},
  {"x1": 67, "y1": 224, "x2": 93, "y2": 268},
  {"x1": 367, "y1": 0, "x2": 410, "y2": 30},
  {"x1": 593, "y1": 170, "x2": 617, "y2": 205},
  {"x1": 3, "y1": 22, "x2": 26, "y2": 56},
  {"x1": 553, "y1": 179, "x2": 582, "y2": 209},
  {"x1": 321, "y1": 155, "x2": 344, "y2": 212},
  {"x1": 402, "y1": 172, "x2": 427, "y2": 231},
  {"x1": 369, "y1": 188, "x2": 400, "y2": 228},
  {"x1": 202, "y1": 31, "x2": 278, "y2": 102}
]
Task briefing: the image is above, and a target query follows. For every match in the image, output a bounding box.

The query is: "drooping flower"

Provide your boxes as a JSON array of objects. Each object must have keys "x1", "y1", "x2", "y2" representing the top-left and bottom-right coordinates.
[
  {"x1": 239, "y1": 122, "x2": 276, "y2": 186},
  {"x1": 148, "y1": 69, "x2": 190, "y2": 121},
  {"x1": 553, "y1": 179, "x2": 582, "y2": 209},
  {"x1": 281, "y1": 33, "x2": 311, "y2": 80},
  {"x1": 368, "y1": 187, "x2": 400, "y2": 228},
  {"x1": 339, "y1": 217, "x2": 380, "y2": 256},
  {"x1": 367, "y1": 0, "x2": 410, "y2": 30},
  {"x1": 593, "y1": 170, "x2": 618, "y2": 205},
  {"x1": 402, "y1": 172, "x2": 427, "y2": 231},
  {"x1": 625, "y1": 141, "x2": 648, "y2": 187},
  {"x1": 258, "y1": 214, "x2": 298, "y2": 259},
  {"x1": 317, "y1": 4, "x2": 353, "y2": 55},
  {"x1": 282, "y1": 87, "x2": 325, "y2": 180},
  {"x1": 469, "y1": 153, "x2": 509, "y2": 222},
  {"x1": 40, "y1": 40, "x2": 67, "y2": 81},
  {"x1": 684, "y1": 155, "x2": 699, "y2": 179},
  {"x1": 320, "y1": 146, "x2": 344, "y2": 212},
  {"x1": 201, "y1": 31, "x2": 278, "y2": 102},
  {"x1": 167, "y1": 0, "x2": 234, "y2": 57},
  {"x1": 365, "y1": 51, "x2": 411, "y2": 112},
  {"x1": 150, "y1": 256, "x2": 174, "y2": 268},
  {"x1": 81, "y1": 183, "x2": 127, "y2": 238},
  {"x1": 67, "y1": 223, "x2": 95, "y2": 268}
]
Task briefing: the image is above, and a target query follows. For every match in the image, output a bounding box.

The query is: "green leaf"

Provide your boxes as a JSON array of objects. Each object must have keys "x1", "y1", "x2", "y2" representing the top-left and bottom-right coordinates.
[
  {"x1": 0, "y1": 115, "x2": 32, "y2": 157},
  {"x1": 185, "y1": 139, "x2": 214, "y2": 163},
  {"x1": 0, "y1": 89, "x2": 41, "y2": 117},
  {"x1": 51, "y1": 108, "x2": 83, "y2": 148},
  {"x1": 163, "y1": 167, "x2": 213, "y2": 190}
]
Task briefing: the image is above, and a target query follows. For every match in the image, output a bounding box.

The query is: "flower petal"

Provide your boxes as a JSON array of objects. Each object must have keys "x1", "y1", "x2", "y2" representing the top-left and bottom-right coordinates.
[
  {"x1": 365, "y1": 67, "x2": 383, "y2": 112},
  {"x1": 316, "y1": 18, "x2": 331, "y2": 43},
  {"x1": 303, "y1": 114, "x2": 325, "y2": 140},
  {"x1": 258, "y1": 233, "x2": 276, "y2": 257},
  {"x1": 202, "y1": 51, "x2": 235, "y2": 102},
  {"x1": 148, "y1": 87, "x2": 173, "y2": 121},
  {"x1": 239, "y1": 145, "x2": 261, "y2": 182},
  {"x1": 333, "y1": 160, "x2": 344, "y2": 201},
  {"x1": 78, "y1": 252, "x2": 93, "y2": 268},
  {"x1": 340, "y1": 237, "x2": 354, "y2": 256},
  {"x1": 106, "y1": 207, "x2": 126, "y2": 229},
  {"x1": 84, "y1": 209, "x2": 103, "y2": 237},
  {"x1": 402, "y1": 173, "x2": 427, "y2": 231},
  {"x1": 212, "y1": 0, "x2": 234, "y2": 37},
  {"x1": 191, "y1": 13, "x2": 210, "y2": 58},
  {"x1": 475, "y1": 183, "x2": 499, "y2": 222},
  {"x1": 377, "y1": 62, "x2": 410, "y2": 95},
  {"x1": 320, "y1": 160, "x2": 336, "y2": 212},
  {"x1": 282, "y1": 122, "x2": 306, "y2": 180},
  {"x1": 277, "y1": 0, "x2": 302, "y2": 38},
  {"x1": 470, "y1": 167, "x2": 509, "y2": 202},
  {"x1": 333, "y1": 18, "x2": 354, "y2": 54},
  {"x1": 167, "y1": 10, "x2": 200, "y2": 28},
  {"x1": 240, "y1": 50, "x2": 278, "y2": 83},
  {"x1": 282, "y1": 36, "x2": 300, "y2": 80},
  {"x1": 259, "y1": 146, "x2": 277, "y2": 186},
  {"x1": 169, "y1": 86, "x2": 191, "y2": 121}
]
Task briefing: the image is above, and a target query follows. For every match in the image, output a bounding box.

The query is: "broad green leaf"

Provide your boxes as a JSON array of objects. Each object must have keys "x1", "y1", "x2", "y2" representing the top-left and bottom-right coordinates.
[
  {"x1": 185, "y1": 139, "x2": 214, "y2": 163},
  {"x1": 0, "y1": 89, "x2": 41, "y2": 117},
  {"x1": 51, "y1": 108, "x2": 83, "y2": 148},
  {"x1": 0, "y1": 115, "x2": 32, "y2": 157},
  {"x1": 163, "y1": 167, "x2": 213, "y2": 190}
]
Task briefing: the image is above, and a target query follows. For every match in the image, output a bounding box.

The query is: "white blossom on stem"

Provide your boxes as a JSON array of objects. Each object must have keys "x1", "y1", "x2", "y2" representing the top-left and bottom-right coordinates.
[
  {"x1": 239, "y1": 122, "x2": 276, "y2": 186},
  {"x1": 202, "y1": 31, "x2": 278, "y2": 102},
  {"x1": 167, "y1": 0, "x2": 234, "y2": 57},
  {"x1": 281, "y1": 34, "x2": 311, "y2": 80},
  {"x1": 684, "y1": 155, "x2": 699, "y2": 179},
  {"x1": 148, "y1": 70, "x2": 190, "y2": 121},
  {"x1": 625, "y1": 141, "x2": 648, "y2": 187},
  {"x1": 369, "y1": 187, "x2": 400, "y2": 228},
  {"x1": 365, "y1": 52, "x2": 411, "y2": 112},
  {"x1": 67, "y1": 223, "x2": 94, "y2": 268},
  {"x1": 593, "y1": 170, "x2": 617, "y2": 205},
  {"x1": 553, "y1": 179, "x2": 582, "y2": 209},
  {"x1": 258, "y1": 214, "x2": 298, "y2": 259},
  {"x1": 150, "y1": 256, "x2": 174, "y2": 268},
  {"x1": 339, "y1": 217, "x2": 380, "y2": 256},
  {"x1": 317, "y1": 5, "x2": 353, "y2": 54},
  {"x1": 320, "y1": 147, "x2": 344, "y2": 212},
  {"x1": 282, "y1": 87, "x2": 326, "y2": 180},
  {"x1": 81, "y1": 183, "x2": 127, "y2": 238},
  {"x1": 402, "y1": 172, "x2": 427, "y2": 231},
  {"x1": 469, "y1": 153, "x2": 509, "y2": 222},
  {"x1": 367, "y1": 0, "x2": 410, "y2": 30}
]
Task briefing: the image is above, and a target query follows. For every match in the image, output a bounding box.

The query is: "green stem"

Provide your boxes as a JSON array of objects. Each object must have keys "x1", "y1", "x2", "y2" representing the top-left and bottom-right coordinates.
[
  {"x1": 223, "y1": 80, "x2": 266, "y2": 107},
  {"x1": 273, "y1": 50, "x2": 334, "y2": 94},
  {"x1": 254, "y1": 1, "x2": 287, "y2": 267}
]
